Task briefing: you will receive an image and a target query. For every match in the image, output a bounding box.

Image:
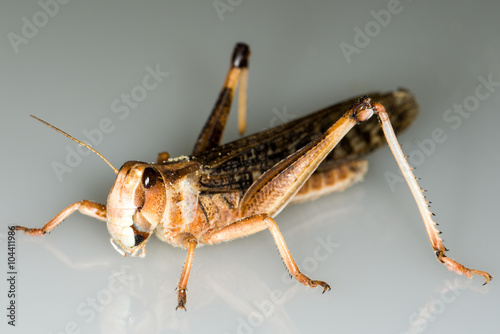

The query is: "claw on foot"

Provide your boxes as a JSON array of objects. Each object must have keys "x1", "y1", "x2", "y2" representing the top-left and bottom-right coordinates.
[
  {"x1": 437, "y1": 252, "x2": 492, "y2": 285},
  {"x1": 176, "y1": 288, "x2": 187, "y2": 311},
  {"x1": 295, "y1": 273, "x2": 331, "y2": 293},
  {"x1": 310, "y1": 281, "x2": 332, "y2": 293}
]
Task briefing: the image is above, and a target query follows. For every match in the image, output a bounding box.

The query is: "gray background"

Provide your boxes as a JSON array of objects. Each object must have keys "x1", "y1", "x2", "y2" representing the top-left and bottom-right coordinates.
[{"x1": 1, "y1": 1, "x2": 499, "y2": 333}]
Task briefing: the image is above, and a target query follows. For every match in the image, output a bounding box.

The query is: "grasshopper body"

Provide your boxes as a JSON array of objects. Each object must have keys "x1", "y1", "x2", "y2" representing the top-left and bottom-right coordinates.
[{"x1": 15, "y1": 43, "x2": 491, "y2": 309}]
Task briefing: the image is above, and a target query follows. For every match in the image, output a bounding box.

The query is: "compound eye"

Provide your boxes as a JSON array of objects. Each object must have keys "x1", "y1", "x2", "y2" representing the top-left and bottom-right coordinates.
[{"x1": 142, "y1": 167, "x2": 158, "y2": 189}]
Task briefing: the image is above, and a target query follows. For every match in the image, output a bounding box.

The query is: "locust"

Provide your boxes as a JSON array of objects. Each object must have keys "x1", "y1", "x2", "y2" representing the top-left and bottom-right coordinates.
[{"x1": 14, "y1": 43, "x2": 492, "y2": 310}]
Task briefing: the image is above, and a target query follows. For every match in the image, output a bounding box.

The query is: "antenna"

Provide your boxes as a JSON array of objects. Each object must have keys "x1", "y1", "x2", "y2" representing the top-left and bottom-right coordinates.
[{"x1": 30, "y1": 115, "x2": 119, "y2": 175}]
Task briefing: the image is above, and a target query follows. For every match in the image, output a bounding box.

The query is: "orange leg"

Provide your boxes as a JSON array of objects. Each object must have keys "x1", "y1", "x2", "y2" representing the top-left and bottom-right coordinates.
[
  {"x1": 14, "y1": 200, "x2": 106, "y2": 236},
  {"x1": 176, "y1": 237, "x2": 198, "y2": 310},
  {"x1": 201, "y1": 214, "x2": 331, "y2": 292},
  {"x1": 373, "y1": 103, "x2": 492, "y2": 284}
]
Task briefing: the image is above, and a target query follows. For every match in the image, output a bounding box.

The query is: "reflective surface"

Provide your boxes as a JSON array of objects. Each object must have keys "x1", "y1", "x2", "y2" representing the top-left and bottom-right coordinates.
[{"x1": 1, "y1": 1, "x2": 499, "y2": 333}]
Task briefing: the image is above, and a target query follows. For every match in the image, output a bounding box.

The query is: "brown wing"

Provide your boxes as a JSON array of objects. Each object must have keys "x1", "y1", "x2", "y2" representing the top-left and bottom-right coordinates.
[{"x1": 193, "y1": 89, "x2": 418, "y2": 193}]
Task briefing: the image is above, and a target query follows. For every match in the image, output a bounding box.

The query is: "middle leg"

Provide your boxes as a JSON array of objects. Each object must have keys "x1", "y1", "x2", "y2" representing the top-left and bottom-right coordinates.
[{"x1": 200, "y1": 214, "x2": 331, "y2": 292}]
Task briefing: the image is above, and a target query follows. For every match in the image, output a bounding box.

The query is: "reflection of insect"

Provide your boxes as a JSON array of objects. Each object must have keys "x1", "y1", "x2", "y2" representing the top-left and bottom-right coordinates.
[{"x1": 15, "y1": 43, "x2": 491, "y2": 310}]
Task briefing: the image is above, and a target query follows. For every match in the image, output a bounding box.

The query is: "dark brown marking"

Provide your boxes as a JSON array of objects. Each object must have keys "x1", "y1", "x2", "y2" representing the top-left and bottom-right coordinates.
[
  {"x1": 198, "y1": 200, "x2": 209, "y2": 223},
  {"x1": 232, "y1": 43, "x2": 250, "y2": 68},
  {"x1": 221, "y1": 193, "x2": 235, "y2": 209}
]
